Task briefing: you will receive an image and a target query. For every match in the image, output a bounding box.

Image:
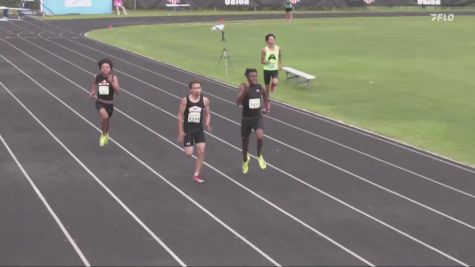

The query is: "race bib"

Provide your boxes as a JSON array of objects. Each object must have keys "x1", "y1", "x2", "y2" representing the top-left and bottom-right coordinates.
[
  {"x1": 268, "y1": 63, "x2": 277, "y2": 70},
  {"x1": 249, "y1": 98, "x2": 261, "y2": 109},
  {"x1": 187, "y1": 112, "x2": 201, "y2": 123},
  {"x1": 98, "y1": 84, "x2": 110, "y2": 95}
]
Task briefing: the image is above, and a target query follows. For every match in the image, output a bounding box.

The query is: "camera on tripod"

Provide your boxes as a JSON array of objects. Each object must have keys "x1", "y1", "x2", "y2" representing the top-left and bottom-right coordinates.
[{"x1": 211, "y1": 23, "x2": 231, "y2": 75}]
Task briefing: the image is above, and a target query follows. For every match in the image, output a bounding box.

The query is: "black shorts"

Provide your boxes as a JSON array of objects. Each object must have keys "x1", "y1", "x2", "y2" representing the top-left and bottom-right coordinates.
[
  {"x1": 263, "y1": 70, "x2": 279, "y2": 85},
  {"x1": 285, "y1": 7, "x2": 293, "y2": 12},
  {"x1": 184, "y1": 129, "x2": 206, "y2": 147},
  {"x1": 241, "y1": 116, "x2": 264, "y2": 139},
  {"x1": 95, "y1": 101, "x2": 114, "y2": 117}
]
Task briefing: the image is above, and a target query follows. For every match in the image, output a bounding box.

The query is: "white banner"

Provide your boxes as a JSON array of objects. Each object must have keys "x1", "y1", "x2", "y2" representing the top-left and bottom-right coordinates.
[{"x1": 65, "y1": 0, "x2": 92, "y2": 7}]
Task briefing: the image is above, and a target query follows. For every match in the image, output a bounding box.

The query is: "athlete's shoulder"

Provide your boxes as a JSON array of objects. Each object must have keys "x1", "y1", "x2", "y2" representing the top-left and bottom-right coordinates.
[{"x1": 240, "y1": 82, "x2": 250, "y2": 90}]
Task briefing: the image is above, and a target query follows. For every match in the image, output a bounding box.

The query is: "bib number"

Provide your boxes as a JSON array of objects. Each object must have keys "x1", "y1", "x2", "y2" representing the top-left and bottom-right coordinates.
[
  {"x1": 187, "y1": 112, "x2": 201, "y2": 123},
  {"x1": 268, "y1": 63, "x2": 276, "y2": 70},
  {"x1": 98, "y1": 84, "x2": 110, "y2": 95},
  {"x1": 249, "y1": 98, "x2": 261, "y2": 109}
]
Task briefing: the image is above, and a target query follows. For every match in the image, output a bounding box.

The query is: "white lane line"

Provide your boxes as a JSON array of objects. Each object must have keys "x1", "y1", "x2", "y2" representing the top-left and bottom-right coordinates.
[
  {"x1": 0, "y1": 58, "x2": 187, "y2": 267},
  {"x1": 5, "y1": 37, "x2": 470, "y2": 267},
  {"x1": 0, "y1": 52, "x2": 281, "y2": 267},
  {"x1": 0, "y1": 132, "x2": 91, "y2": 267},
  {"x1": 0, "y1": 38, "x2": 375, "y2": 267}
]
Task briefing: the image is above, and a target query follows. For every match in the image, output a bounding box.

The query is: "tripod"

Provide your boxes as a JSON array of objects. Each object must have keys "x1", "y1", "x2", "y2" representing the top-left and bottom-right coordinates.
[{"x1": 216, "y1": 31, "x2": 231, "y2": 75}]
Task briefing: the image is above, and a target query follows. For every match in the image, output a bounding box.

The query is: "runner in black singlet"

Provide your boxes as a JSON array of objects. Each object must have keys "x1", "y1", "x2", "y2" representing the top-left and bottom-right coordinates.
[
  {"x1": 236, "y1": 68, "x2": 267, "y2": 174},
  {"x1": 90, "y1": 58, "x2": 120, "y2": 147},
  {"x1": 177, "y1": 80, "x2": 211, "y2": 183}
]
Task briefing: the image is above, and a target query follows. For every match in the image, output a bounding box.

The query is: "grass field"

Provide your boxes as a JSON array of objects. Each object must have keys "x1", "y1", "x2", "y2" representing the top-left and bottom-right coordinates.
[{"x1": 88, "y1": 16, "x2": 475, "y2": 166}]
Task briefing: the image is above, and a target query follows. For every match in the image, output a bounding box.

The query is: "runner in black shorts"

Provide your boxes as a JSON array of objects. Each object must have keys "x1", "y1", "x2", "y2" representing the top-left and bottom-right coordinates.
[
  {"x1": 177, "y1": 80, "x2": 212, "y2": 183},
  {"x1": 89, "y1": 58, "x2": 120, "y2": 147},
  {"x1": 261, "y1": 33, "x2": 282, "y2": 113},
  {"x1": 236, "y1": 68, "x2": 267, "y2": 174}
]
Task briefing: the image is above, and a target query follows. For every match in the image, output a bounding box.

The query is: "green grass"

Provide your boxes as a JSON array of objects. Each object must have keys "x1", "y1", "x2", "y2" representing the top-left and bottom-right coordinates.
[{"x1": 88, "y1": 17, "x2": 475, "y2": 166}]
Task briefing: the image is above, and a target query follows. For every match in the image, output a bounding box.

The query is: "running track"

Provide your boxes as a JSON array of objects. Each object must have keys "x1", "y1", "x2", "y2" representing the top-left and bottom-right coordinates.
[{"x1": 1, "y1": 13, "x2": 475, "y2": 266}]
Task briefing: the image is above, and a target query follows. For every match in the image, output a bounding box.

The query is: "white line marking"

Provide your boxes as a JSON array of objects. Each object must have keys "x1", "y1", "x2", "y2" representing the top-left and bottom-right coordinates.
[
  {"x1": 0, "y1": 133, "x2": 91, "y2": 267},
  {"x1": 4, "y1": 38, "x2": 470, "y2": 267},
  {"x1": 0, "y1": 57, "x2": 187, "y2": 267},
  {"x1": 0, "y1": 52, "x2": 280, "y2": 267}
]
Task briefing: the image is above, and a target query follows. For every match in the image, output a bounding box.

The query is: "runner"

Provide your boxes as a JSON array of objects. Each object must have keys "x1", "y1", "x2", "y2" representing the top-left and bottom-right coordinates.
[
  {"x1": 177, "y1": 80, "x2": 212, "y2": 183},
  {"x1": 236, "y1": 68, "x2": 267, "y2": 174},
  {"x1": 261, "y1": 33, "x2": 282, "y2": 113},
  {"x1": 284, "y1": 0, "x2": 294, "y2": 22},
  {"x1": 90, "y1": 58, "x2": 120, "y2": 147}
]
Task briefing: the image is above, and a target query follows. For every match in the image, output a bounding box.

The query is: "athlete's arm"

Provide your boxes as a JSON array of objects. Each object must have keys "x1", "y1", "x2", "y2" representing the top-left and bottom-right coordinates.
[
  {"x1": 236, "y1": 83, "x2": 248, "y2": 106},
  {"x1": 108, "y1": 74, "x2": 120, "y2": 95},
  {"x1": 177, "y1": 97, "x2": 187, "y2": 142},
  {"x1": 261, "y1": 85, "x2": 268, "y2": 108},
  {"x1": 261, "y1": 48, "x2": 267, "y2": 65},
  {"x1": 204, "y1": 97, "x2": 212, "y2": 132},
  {"x1": 278, "y1": 47, "x2": 283, "y2": 69},
  {"x1": 90, "y1": 78, "x2": 97, "y2": 97}
]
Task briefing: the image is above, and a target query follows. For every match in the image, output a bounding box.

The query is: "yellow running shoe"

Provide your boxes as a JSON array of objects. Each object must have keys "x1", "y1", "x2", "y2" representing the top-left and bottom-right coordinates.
[
  {"x1": 242, "y1": 154, "x2": 250, "y2": 174},
  {"x1": 104, "y1": 133, "x2": 110, "y2": 145},
  {"x1": 258, "y1": 154, "x2": 267, "y2": 170},
  {"x1": 99, "y1": 134, "x2": 106, "y2": 147}
]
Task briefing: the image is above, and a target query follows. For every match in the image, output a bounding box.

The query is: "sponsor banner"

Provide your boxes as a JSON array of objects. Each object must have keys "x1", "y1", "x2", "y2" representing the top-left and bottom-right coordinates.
[{"x1": 136, "y1": 0, "x2": 475, "y2": 8}]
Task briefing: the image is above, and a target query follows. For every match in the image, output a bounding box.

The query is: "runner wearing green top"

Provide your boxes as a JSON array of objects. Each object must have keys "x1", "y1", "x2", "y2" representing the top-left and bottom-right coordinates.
[{"x1": 261, "y1": 33, "x2": 282, "y2": 113}]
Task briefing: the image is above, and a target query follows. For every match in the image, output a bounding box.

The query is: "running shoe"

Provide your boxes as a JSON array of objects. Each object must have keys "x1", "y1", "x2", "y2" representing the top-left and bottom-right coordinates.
[
  {"x1": 99, "y1": 134, "x2": 106, "y2": 147},
  {"x1": 104, "y1": 133, "x2": 110, "y2": 145},
  {"x1": 242, "y1": 154, "x2": 250, "y2": 174},
  {"x1": 193, "y1": 175, "x2": 204, "y2": 184},
  {"x1": 258, "y1": 154, "x2": 267, "y2": 170}
]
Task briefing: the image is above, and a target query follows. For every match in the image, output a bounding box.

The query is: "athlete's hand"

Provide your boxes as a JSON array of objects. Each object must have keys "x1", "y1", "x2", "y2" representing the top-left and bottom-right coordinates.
[
  {"x1": 90, "y1": 90, "x2": 97, "y2": 98},
  {"x1": 206, "y1": 124, "x2": 212, "y2": 132},
  {"x1": 106, "y1": 74, "x2": 114, "y2": 83}
]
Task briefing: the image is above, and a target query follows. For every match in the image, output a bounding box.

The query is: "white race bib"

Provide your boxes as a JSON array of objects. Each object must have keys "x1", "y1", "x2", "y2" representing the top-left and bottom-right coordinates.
[
  {"x1": 98, "y1": 84, "x2": 110, "y2": 95},
  {"x1": 268, "y1": 63, "x2": 276, "y2": 70},
  {"x1": 249, "y1": 98, "x2": 261, "y2": 109},
  {"x1": 187, "y1": 112, "x2": 201, "y2": 123}
]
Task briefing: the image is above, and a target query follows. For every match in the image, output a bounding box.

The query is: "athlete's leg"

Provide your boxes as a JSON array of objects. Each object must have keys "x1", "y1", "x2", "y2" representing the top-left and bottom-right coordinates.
[
  {"x1": 271, "y1": 76, "x2": 279, "y2": 93},
  {"x1": 256, "y1": 129, "x2": 264, "y2": 157},
  {"x1": 242, "y1": 137, "x2": 250, "y2": 161},
  {"x1": 183, "y1": 131, "x2": 194, "y2": 156},
  {"x1": 255, "y1": 128, "x2": 266, "y2": 169},
  {"x1": 99, "y1": 108, "x2": 109, "y2": 135},
  {"x1": 184, "y1": 146, "x2": 193, "y2": 157},
  {"x1": 194, "y1": 142, "x2": 206, "y2": 176}
]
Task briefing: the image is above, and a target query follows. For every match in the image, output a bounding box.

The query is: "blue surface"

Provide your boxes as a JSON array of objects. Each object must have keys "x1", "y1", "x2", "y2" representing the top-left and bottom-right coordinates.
[{"x1": 43, "y1": 0, "x2": 112, "y2": 15}]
